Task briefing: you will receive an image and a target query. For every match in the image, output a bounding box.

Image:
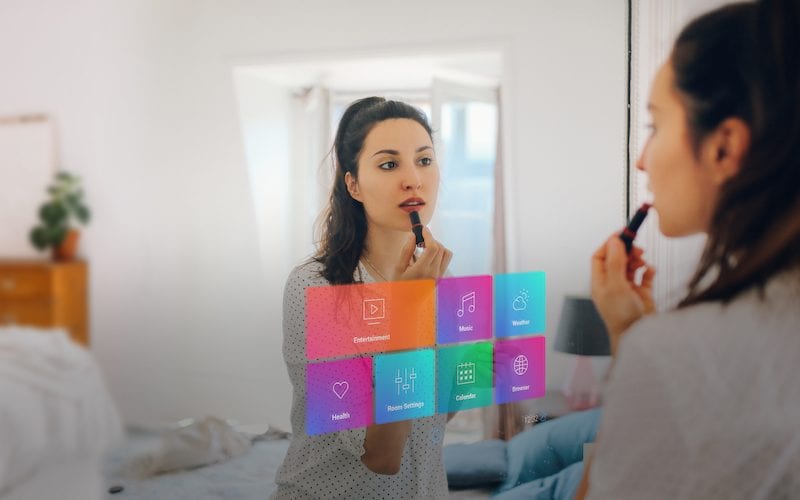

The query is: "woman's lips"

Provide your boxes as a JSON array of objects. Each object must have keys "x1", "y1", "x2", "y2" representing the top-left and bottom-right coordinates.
[{"x1": 399, "y1": 198, "x2": 425, "y2": 213}]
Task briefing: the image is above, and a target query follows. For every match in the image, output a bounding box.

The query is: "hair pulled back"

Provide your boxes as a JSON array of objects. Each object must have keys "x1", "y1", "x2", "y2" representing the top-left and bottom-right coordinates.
[
  {"x1": 315, "y1": 97, "x2": 432, "y2": 284},
  {"x1": 671, "y1": 0, "x2": 800, "y2": 306}
]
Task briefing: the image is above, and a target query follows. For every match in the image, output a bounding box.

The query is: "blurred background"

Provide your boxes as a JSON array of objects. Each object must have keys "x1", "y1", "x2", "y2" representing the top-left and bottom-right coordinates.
[{"x1": 0, "y1": 0, "x2": 725, "y2": 440}]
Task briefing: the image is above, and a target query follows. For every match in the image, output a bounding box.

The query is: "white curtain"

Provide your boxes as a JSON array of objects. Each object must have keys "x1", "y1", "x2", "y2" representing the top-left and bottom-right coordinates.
[
  {"x1": 630, "y1": 0, "x2": 735, "y2": 309},
  {"x1": 290, "y1": 85, "x2": 331, "y2": 260}
]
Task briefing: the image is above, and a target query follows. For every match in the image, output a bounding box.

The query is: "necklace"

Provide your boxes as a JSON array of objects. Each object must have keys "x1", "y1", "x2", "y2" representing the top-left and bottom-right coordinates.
[{"x1": 361, "y1": 254, "x2": 388, "y2": 282}]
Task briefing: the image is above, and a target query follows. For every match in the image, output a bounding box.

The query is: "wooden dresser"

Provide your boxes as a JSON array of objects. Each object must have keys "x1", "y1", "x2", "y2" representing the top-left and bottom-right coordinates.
[{"x1": 0, "y1": 260, "x2": 89, "y2": 346}]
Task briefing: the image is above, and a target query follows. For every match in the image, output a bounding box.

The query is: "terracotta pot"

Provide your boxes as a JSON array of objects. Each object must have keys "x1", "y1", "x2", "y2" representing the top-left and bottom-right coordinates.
[{"x1": 53, "y1": 229, "x2": 80, "y2": 261}]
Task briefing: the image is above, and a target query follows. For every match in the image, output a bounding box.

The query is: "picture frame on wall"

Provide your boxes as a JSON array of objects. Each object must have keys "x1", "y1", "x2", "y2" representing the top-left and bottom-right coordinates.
[{"x1": 0, "y1": 114, "x2": 57, "y2": 259}]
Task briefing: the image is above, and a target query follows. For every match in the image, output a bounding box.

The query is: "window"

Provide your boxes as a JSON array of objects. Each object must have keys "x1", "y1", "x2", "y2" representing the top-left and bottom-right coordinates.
[{"x1": 436, "y1": 94, "x2": 498, "y2": 276}]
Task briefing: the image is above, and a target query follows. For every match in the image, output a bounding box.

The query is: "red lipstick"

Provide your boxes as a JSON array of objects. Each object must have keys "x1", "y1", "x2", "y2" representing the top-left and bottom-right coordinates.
[{"x1": 619, "y1": 203, "x2": 651, "y2": 254}]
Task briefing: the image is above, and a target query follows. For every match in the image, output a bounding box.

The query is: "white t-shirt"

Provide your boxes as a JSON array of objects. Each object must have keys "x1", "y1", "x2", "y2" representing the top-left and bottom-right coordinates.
[
  {"x1": 587, "y1": 269, "x2": 800, "y2": 500},
  {"x1": 272, "y1": 259, "x2": 449, "y2": 500}
]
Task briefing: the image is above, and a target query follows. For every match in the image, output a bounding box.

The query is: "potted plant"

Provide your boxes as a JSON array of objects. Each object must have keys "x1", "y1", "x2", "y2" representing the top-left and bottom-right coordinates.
[{"x1": 30, "y1": 171, "x2": 91, "y2": 260}]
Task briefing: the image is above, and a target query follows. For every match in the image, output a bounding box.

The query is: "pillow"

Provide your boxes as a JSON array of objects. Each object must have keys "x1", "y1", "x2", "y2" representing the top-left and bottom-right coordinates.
[{"x1": 443, "y1": 439, "x2": 508, "y2": 488}]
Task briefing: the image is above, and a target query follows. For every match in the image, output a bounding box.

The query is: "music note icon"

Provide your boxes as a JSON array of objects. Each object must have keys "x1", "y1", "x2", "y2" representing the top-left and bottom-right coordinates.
[{"x1": 457, "y1": 291, "x2": 476, "y2": 317}]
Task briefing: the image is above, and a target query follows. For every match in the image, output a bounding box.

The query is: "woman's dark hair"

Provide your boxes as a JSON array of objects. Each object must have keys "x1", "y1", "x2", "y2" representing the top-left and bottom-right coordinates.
[
  {"x1": 314, "y1": 97, "x2": 433, "y2": 284},
  {"x1": 671, "y1": 0, "x2": 800, "y2": 307}
]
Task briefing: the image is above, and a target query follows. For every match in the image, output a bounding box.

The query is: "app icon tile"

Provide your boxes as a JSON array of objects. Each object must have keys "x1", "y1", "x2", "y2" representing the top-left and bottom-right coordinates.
[
  {"x1": 494, "y1": 336, "x2": 546, "y2": 404},
  {"x1": 494, "y1": 272, "x2": 546, "y2": 338},
  {"x1": 374, "y1": 349, "x2": 435, "y2": 424},
  {"x1": 306, "y1": 357, "x2": 373, "y2": 435},
  {"x1": 437, "y1": 342, "x2": 494, "y2": 413},
  {"x1": 437, "y1": 275, "x2": 493, "y2": 344},
  {"x1": 306, "y1": 279, "x2": 435, "y2": 360}
]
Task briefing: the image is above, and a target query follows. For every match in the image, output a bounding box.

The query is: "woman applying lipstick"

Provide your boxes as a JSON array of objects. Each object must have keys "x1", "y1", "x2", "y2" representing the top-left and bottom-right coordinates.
[
  {"x1": 273, "y1": 97, "x2": 452, "y2": 499},
  {"x1": 578, "y1": 0, "x2": 800, "y2": 498}
]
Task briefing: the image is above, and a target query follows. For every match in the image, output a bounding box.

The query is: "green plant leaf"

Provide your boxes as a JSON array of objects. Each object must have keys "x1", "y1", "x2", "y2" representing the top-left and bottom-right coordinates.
[
  {"x1": 40, "y1": 170, "x2": 90, "y2": 232},
  {"x1": 30, "y1": 226, "x2": 49, "y2": 250},
  {"x1": 39, "y1": 202, "x2": 67, "y2": 225},
  {"x1": 48, "y1": 225, "x2": 68, "y2": 246},
  {"x1": 75, "y1": 204, "x2": 90, "y2": 224},
  {"x1": 65, "y1": 194, "x2": 80, "y2": 213}
]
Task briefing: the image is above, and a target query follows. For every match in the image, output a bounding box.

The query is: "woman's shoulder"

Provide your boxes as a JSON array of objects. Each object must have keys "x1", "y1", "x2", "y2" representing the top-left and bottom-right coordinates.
[
  {"x1": 609, "y1": 269, "x2": 800, "y2": 433},
  {"x1": 289, "y1": 258, "x2": 324, "y2": 278},
  {"x1": 623, "y1": 267, "x2": 800, "y2": 357},
  {"x1": 285, "y1": 259, "x2": 328, "y2": 288},
  {"x1": 285, "y1": 258, "x2": 368, "y2": 289},
  {"x1": 282, "y1": 259, "x2": 328, "y2": 309}
]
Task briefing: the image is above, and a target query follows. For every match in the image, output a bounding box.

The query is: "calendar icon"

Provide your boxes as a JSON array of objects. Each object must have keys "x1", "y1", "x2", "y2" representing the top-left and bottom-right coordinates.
[{"x1": 456, "y1": 362, "x2": 476, "y2": 385}]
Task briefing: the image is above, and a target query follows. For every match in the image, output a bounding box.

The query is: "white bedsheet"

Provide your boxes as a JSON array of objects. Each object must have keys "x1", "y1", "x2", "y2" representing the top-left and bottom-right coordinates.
[{"x1": 0, "y1": 326, "x2": 122, "y2": 498}]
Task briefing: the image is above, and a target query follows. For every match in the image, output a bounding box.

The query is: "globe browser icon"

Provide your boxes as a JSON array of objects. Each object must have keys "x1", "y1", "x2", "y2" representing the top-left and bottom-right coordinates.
[{"x1": 513, "y1": 355, "x2": 529, "y2": 376}]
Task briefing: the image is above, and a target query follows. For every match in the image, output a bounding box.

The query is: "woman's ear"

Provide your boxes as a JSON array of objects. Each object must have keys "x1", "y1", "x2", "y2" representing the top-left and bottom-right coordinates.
[
  {"x1": 702, "y1": 117, "x2": 751, "y2": 185},
  {"x1": 344, "y1": 172, "x2": 363, "y2": 201}
]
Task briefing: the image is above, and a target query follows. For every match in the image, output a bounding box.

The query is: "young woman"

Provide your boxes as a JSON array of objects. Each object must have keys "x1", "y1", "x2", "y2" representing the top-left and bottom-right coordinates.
[
  {"x1": 272, "y1": 97, "x2": 453, "y2": 499},
  {"x1": 579, "y1": 0, "x2": 800, "y2": 498}
]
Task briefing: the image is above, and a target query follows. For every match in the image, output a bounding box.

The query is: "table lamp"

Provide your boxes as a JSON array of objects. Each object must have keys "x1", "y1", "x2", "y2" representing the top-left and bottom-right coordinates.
[{"x1": 554, "y1": 296, "x2": 610, "y2": 410}]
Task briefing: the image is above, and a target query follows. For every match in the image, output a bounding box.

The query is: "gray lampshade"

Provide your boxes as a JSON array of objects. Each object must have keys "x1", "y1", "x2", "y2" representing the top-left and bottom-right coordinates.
[{"x1": 554, "y1": 296, "x2": 610, "y2": 356}]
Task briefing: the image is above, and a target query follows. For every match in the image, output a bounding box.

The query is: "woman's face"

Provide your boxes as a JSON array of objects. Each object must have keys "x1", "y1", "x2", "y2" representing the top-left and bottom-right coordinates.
[
  {"x1": 346, "y1": 118, "x2": 439, "y2": 232},
  {"x1": 636, "y1": 62, "x2": 721, "y2": 237}
]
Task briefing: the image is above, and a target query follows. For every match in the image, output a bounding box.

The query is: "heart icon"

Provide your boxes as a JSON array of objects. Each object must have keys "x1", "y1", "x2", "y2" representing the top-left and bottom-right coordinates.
[{"x1": 332, "y1": 381, "x2": 349, "y2": 400}]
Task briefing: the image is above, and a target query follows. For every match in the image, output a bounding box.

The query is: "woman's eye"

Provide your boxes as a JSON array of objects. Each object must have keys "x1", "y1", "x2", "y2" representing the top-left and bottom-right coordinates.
[
  {"x1": 419, "y1": 157, "x2": 433, "y2": 166},
  {"x1": 378, "y1": 161, "x2": 397, "y2": 170}
]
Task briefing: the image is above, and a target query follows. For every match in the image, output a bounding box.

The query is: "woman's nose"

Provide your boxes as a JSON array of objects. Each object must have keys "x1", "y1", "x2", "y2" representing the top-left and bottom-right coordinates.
[
  {"x1": 635, "y1": 148, "x2": 647, "y2": 172},
  {"x1": 403, "y1": 169, "x2": 422, "y2": 190}
]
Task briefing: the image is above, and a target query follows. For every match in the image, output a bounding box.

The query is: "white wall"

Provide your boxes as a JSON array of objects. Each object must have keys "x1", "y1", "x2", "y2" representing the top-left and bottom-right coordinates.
[{"x1": 0, "y1": 0, "x2": 627, "y2": 429}]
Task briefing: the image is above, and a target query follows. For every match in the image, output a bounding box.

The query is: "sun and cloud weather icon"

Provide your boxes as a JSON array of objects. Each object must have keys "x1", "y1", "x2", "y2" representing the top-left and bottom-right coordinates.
[{"x1": 512, "y1": 290, "x2": 529, "y2": 311}]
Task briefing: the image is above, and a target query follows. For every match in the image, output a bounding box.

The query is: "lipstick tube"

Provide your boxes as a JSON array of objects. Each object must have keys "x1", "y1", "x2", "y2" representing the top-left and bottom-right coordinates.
[
  {"x1": 409, "y1": 211, "x2": 425, "y2": 248},
  {"x1": 619, "y1": 203, "x2": 651, "y2": 254}
]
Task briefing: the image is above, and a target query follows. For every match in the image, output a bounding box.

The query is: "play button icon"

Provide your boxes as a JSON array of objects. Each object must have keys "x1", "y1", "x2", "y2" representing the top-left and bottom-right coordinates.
[{"x1": 363, "y1": 298, "x2": 386, "y2": 322}]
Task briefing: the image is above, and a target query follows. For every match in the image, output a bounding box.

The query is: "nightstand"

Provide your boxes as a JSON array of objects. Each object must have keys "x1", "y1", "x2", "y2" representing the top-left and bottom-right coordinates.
[{"x1": 0, "y1": 260, "x2": 89, "y2": 345}]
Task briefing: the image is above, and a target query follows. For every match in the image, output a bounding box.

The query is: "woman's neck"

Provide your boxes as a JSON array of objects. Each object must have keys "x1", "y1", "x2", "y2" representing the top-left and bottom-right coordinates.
[{"x1": 362, "y1": 226, "x2": 409, "y2": 281}]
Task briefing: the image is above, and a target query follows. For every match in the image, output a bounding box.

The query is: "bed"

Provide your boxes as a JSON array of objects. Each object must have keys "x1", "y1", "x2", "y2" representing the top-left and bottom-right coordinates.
[
  {"x1": 102, "y1": 427, "x2": 289, "y2": 498},
  {"x1": 101, "y1": 428, "x2": 494, "y2": 499},
  {"x1": 0, "y1": 327, "x2": 121, "y2": 500}
]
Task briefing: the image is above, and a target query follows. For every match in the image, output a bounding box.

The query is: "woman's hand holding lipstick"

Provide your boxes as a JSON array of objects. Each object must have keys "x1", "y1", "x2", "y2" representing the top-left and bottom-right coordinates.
[
  {"x1": 392, "y1": 226, "x2": 452, "y2": 281},
  {"x1": 591, "y1": 235, "x2": 656, "y2": 355}
]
